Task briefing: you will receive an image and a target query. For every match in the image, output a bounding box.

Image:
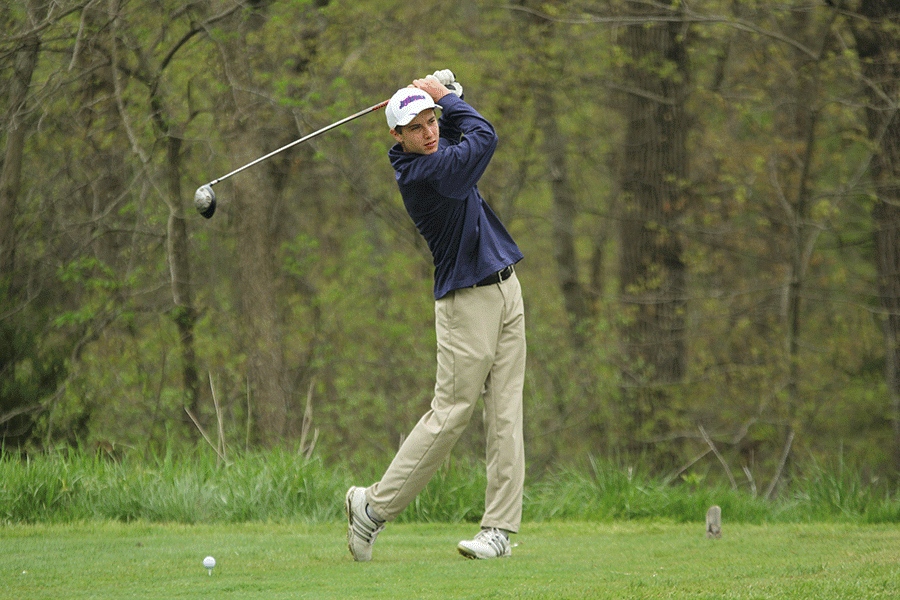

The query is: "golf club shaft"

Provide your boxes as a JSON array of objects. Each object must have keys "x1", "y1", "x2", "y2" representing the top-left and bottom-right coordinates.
[{"x1": 206, "y1": 99, "x2": 389, "y2": 187}]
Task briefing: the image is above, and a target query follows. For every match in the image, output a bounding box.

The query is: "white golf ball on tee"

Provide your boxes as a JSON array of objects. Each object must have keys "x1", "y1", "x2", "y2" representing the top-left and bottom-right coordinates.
[{"x1": 203, "y1": 555, "x2": 216, "y2": 574}]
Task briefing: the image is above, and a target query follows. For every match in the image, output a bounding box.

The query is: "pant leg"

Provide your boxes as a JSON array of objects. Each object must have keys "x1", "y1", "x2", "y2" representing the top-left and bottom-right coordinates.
[
  {"x1": 481, "y1": 272, "x2": 526, "y2": 533},
  {"x1": 367, "y1": 284, "x2": 501, "y2": 520}
]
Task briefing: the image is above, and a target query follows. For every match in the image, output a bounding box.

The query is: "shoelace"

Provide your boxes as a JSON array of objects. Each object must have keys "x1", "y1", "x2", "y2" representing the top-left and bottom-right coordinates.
[
  {"x1": 474, "y1": 528, "x2": 508, "y2": 555},
  {"x1": 350, "y1": 511, "x2": 384, "y2": 543}
]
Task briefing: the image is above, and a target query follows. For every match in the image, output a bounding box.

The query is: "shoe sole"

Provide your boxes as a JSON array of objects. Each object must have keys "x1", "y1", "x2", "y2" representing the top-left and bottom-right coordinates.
[
  {"x1": 346, "y1": 487, "x2": 378, "y2": 562},
  {"x1": 457, "y1": 543, "x2": 510, "y2": 560},
  {"x1": 345, "y1": 487, "x2": 357, "y2": 559}
]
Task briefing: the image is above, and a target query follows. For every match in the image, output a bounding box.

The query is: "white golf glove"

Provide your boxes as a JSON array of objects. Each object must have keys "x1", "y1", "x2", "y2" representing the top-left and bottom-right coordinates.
[
  {"x1": 430, "y1": 69, "x2": 456, "y2": 85},
  {"x1": 426, "y1": 69, "x2": 463, "y2": 97}
]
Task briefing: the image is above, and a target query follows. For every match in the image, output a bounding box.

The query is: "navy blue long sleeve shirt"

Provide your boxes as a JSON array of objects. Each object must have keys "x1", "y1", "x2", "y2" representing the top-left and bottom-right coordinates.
[{"x1": 389, "y1": 93, "x2": 523, "y2": 300}]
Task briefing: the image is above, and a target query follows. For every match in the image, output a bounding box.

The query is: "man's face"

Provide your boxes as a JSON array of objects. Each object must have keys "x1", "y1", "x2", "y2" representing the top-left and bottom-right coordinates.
[{"x1": 391, "y1": 109, "x2": 439, "y2": 155}]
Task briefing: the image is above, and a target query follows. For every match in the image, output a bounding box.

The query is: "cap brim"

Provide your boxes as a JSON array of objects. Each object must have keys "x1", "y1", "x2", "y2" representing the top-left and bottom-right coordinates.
[{"x1": 395, "y1": 104, "x2": 440, "y2": 128}]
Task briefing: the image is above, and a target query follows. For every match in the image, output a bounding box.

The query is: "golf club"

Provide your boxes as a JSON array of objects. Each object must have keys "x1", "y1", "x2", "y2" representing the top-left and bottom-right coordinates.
[{"x1": 194, "y1": 98, "x2": 390, "y2": 219}]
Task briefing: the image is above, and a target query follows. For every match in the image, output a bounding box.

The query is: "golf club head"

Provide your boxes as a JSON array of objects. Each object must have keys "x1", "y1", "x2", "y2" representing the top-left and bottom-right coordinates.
[{"x1": 194, "y1": 184, "x2": 216, "y2": 219}]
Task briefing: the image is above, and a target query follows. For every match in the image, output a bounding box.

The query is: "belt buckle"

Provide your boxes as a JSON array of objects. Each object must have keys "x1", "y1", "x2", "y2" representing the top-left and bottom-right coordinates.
[{"x1": 474, "y1": 265, "x2": 512, "y2": 288}]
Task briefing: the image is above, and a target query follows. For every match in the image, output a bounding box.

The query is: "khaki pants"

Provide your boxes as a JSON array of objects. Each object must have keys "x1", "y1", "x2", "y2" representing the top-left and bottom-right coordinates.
[{"x1": 367, "y1": 271, "x2": 526, "y2": 533}]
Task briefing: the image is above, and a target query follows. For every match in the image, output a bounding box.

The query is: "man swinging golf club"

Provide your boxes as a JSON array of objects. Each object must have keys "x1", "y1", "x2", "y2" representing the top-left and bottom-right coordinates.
[{"x1": 345, "y1": 70, "x2": 526, "y2": 561}]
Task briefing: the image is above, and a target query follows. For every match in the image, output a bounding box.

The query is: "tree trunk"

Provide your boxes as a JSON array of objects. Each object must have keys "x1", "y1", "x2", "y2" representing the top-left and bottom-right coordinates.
[
  {"x1": 535, "y1": 81, "x2": 592, "y2": 340},
  {"x1": 0, "y1": 31, "x2": 39, "y2": 289},
  {"x1": 0, "y1": 23, "x2": 41, "y2": 445},
  {"x1": 774, "y1": 6, "x2": 837, "y2": 489},
  {"x1": 108, "y1": 1, "x2": 205, "y2": 441},
  {"x1": 233, "y1": 137, "x2": 289, "y2": 445},
  {"x1": 518, "y1": 2, "x2": 592, "y2": 344},
  {"x1": 850, "y1": 0, "x2": 900, "y2": 470},
  {"x1": 216, "y1": 5, "x2": 292, "y2": 447},
  {"x1": 616, "y1": 0, "x2": 690, "y2": 455},
  {"x1": 164, "y1": 134, "x2": 203, "y2": 436}
]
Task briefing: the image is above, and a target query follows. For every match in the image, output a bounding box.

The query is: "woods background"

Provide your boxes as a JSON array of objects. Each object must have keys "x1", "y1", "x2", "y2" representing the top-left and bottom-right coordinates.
[{"x1": 2, "y1": 0, "x2": 899, "y2": 495}]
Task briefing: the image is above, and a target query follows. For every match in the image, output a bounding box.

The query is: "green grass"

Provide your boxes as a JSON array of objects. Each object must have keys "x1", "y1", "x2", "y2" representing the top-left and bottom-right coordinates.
[
  {"x1": 3, "y1": 450, "x2": 900, "y2": 598},
  {"x1": 2, "y1": 521, "x2": 899, "y2": 599},
  {"x1": 3, "y1": 449, "x2": 899, "y2": 526}
]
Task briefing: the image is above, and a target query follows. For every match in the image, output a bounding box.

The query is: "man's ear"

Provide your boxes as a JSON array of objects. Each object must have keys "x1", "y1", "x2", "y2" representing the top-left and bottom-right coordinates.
[{"x1": 390, "y1": 128, "x2": 403, "y2": 144}]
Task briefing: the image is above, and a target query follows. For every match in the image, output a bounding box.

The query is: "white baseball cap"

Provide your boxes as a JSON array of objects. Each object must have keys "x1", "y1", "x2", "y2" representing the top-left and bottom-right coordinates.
[{"x1": 386, "y1": 87, "x2": 439, "y2": 130}]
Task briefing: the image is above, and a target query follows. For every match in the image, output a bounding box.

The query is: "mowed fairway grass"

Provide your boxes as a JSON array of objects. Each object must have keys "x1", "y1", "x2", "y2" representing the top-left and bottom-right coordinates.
[{"x1": 2, "y1": 521, "x2": 899, "y2": 599}]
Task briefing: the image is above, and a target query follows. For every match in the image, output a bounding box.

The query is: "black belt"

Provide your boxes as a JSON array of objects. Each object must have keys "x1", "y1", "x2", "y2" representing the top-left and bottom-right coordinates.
[{"x1": 474, "y1": 265, "x2": 514, "y2": 287}]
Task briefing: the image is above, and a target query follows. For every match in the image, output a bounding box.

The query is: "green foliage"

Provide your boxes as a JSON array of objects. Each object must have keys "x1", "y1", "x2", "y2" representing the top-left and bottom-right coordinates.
[
  {"x1": 3, "y1": 0, "x2": 899, "y2": 493},
  {"x1": 0, "y1": 290, "x2": 68, "y2": 447}
]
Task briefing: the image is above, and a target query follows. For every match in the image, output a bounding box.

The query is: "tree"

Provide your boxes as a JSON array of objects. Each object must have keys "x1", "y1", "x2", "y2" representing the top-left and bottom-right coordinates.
[
  {"x1": 106, "y1": 1, "x2": 207, "y2": 439},
  {"x1": 527, "y1": 8, "x2": 594, "y2": 341},
  {"x1": 0, "y1": 1, "x2": 73, "y2": 446},
  {"x1": 614, "y1": 0, "x2": 691, "y2": 460},
  {"x1": 847, "y1": 0, "x2": 900, "y2": 469}
]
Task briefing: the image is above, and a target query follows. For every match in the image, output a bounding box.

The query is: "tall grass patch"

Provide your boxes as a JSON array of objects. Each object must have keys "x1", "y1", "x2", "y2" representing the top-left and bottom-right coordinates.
[
  {"x1": 2, "y1": 448, "x2": 900, "y2": 525},
  {"x1": 525, "y1": 457, "x2": 774, "y2": 523},
  {"x1": 0, "y1": 448, "x2": 349, "y2": 524},
  {"x1": 790, "y1": 455, "x2": 900, "y2": 523}
]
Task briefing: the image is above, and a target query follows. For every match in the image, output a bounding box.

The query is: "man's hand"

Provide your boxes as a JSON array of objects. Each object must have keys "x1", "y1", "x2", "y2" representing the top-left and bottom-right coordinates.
[
  {"x1": 426, "y1": 70, "x2": 463, "y2": 98},
  {"x1": 411, "y1": 77, "x2": 450, "y2": 103}
]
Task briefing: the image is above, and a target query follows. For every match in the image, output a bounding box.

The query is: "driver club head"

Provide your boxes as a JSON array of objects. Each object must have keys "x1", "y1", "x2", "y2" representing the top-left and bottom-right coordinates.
[{"x1": 194, "y1": 184, "x2": 216, "y2": 219}]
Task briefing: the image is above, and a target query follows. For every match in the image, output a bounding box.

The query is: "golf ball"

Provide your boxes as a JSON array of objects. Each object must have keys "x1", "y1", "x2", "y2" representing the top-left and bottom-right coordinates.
[{"x1": 203, "y1": 556, "x2": 216, "y2": 569}]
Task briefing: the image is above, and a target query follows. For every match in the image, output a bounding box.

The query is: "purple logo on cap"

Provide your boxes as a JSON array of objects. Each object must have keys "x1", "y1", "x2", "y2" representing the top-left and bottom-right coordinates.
[{"x1": 399, "y1": 94, "x2": 427, "y2": 109}]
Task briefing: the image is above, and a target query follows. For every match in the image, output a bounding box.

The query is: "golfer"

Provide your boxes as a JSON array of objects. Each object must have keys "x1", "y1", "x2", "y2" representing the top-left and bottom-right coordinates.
[{"x1": 345, "y1": 70, "x2": 526, "y2": 561}]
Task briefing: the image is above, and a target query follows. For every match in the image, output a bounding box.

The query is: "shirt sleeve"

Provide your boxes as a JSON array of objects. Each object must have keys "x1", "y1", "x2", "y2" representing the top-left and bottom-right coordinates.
[{"x1": 420, "y1": 94, "x2": 498, "y2": 200}]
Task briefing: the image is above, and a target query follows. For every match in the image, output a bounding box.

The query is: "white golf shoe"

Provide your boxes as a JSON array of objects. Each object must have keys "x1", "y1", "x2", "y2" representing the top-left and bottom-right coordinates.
[
  {"x1": 457, "y1": 528, "x2": 511, "y2": 559},
  {"x1": 345, "y1": 486, "x2": 385, "y2": 562}
]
